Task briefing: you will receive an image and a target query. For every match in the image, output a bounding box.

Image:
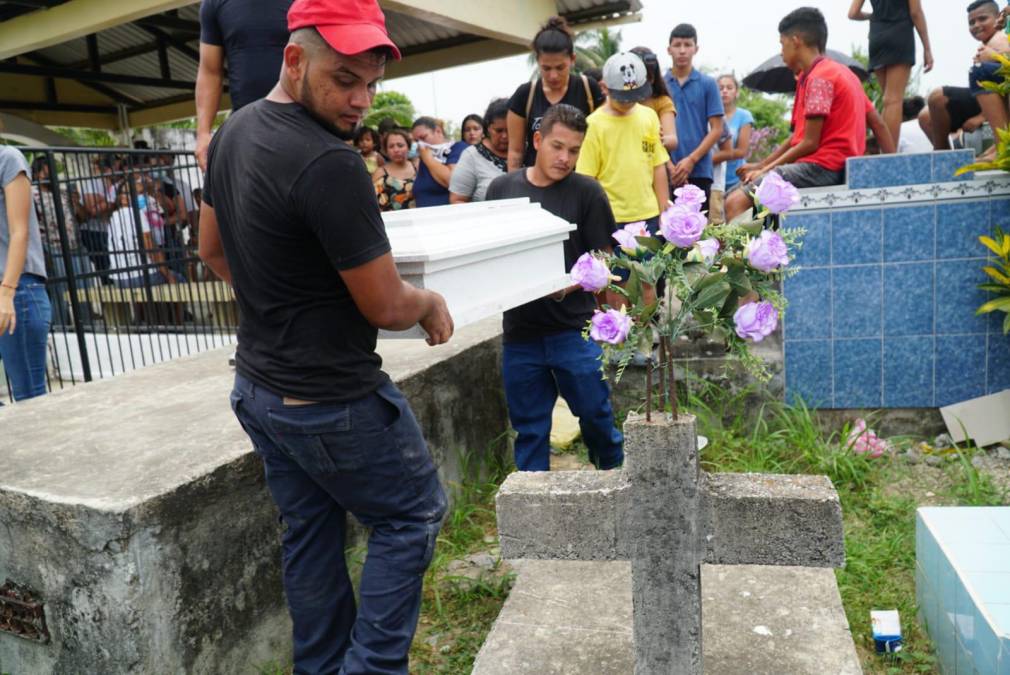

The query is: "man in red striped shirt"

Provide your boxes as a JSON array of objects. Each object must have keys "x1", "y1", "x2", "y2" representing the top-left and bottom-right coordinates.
[{"x1": 726, "y1": 7, "x2": 894, "y2": 220}]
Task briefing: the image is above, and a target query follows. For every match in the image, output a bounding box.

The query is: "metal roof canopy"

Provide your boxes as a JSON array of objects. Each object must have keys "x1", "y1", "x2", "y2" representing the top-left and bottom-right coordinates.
[{"x1": 0, "y1": 0, "x2": 641, "y2": 131}]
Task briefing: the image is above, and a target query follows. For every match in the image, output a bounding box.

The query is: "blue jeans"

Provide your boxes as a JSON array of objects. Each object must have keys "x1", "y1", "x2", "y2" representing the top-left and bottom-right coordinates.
[
  {"x1": 47, "y1": 249, "x2": 95, "y2": 326},
  {"x1": 503, "y1": 330, "x2": 624, "y2": 471},
  {"x1": 229, "y1": 374, "x2": 447, "y2": 675},
  {"x1": 970, "y1": 61, "x2": 1002, "y2": 96},
  {"x1": 0, "y1": 274, "x2": 52, "y2": 401}
]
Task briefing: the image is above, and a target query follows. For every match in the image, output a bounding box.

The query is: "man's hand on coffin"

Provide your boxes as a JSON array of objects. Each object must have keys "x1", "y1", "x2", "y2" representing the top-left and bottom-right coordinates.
[{"x1": 419, "y1": 290, "x2": 453, "y2": 346}]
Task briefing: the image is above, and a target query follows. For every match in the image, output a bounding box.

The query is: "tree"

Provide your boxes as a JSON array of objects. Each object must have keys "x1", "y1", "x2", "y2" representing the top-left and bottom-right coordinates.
[
  {"x1": 735, "y1": 87, "x2": 791, "y2": 161},
  {"x1": 365, "y1": 90, "x2": 416, "y2": 129},
  {"x1": 575, "y1": 27, "x2": 622, "y2": 72}
]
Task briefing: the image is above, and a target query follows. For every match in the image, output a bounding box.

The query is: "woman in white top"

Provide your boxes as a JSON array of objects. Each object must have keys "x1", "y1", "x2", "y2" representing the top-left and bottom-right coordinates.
[{"x1": 450, "y1": 99, "x2": 510, "y2": 203}]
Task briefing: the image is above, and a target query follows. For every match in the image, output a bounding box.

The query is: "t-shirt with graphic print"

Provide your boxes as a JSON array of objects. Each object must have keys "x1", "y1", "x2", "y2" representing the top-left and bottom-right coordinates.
[
  {"x1": 789, "y1": 56, "x2": 875, "y2": 172},
  {"x1": 575, "y1": 104, "x2": 670, "y2": 223},
  {"x1": 508, "y1": 76, "x2": 605, "y2": 168}
]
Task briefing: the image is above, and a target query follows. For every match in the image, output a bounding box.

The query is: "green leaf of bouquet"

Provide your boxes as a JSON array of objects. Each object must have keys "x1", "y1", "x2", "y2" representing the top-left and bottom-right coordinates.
[
  {"x1": 983, "y1": 266, "x2": 1010, "y2": 285},
  {"x1": 741, "y1": 221, "x2": 764, "y2": 236},
  {"x1": 694, "y1": 271, "x2": 727, "y2": 292},
  {"x1": 977, "y1": 283, "x2": 1010, "y2": 293},
  {"x1": 635, "y1": 236, "x2": 661, "y2": 253},
  {"x1": 627, "y1": 267, "x2": 643, "y2": 304},
  {"x1": 694, "y1": 280, "x2": 732, "y2": 310},
  {"x1": 980, "y1": 236, "x2": 1004, "y2": 257}
]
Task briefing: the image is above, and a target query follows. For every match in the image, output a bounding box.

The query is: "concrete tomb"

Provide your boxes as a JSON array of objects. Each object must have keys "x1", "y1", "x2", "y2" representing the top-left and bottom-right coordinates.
[{"x1": 477, "y1": 413, "x2": 861, "y2": 674}]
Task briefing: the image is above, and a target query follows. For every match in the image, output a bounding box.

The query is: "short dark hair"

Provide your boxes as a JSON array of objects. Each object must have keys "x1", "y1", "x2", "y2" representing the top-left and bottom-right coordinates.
[
  {"x1": 583, "y1": 67, "x2": 603, "y2": 83},
  {"x1": 778, "y1": 7, "x2": 828, "y2": 53},
  {"x1": 539, "y1": 103, "x2": 587, "y2": 138},
  {"x1": 377, "y1": 117, "x2": 397, "y2": 135},
  {"x1": 967, "y1": 0, "x2": 999, "y2": 14},
  {"x1": 483, "y1": 98, "x2": 510, "y2": 128},
  {"x1": 532, "y1": 16, "x2": 574, "y2": 56},
  {"x1": 902, "y1": 96, "x2": 926, "y2": 121},
  {"x1": 411, "y1": 116, "x2": 439, "y2": 131},
  {"x1": 354, "y1": 126, "x2": 380, "y2": 146},
  {"x1": 669, "y1": 24, "x2": 697, "y2": 44}
]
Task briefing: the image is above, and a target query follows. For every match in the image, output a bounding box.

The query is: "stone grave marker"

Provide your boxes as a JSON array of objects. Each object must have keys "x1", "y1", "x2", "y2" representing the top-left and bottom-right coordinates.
[{"x1": 493, "y1": 413, "x2": 848, "y2": 675}]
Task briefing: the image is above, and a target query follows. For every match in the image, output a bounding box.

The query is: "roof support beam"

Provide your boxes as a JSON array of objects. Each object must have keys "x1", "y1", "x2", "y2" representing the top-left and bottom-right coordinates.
[
  {"x1": 0, "y1": 61, "x2": 196, "y2": 89},
  {"x1": 0, "y1": 0, "x2": 193, "y2": 60},
  {"x1": 86, "y1": 33, "x2": 100, "y2": 71},
  {"x1": 379, "y1": 0, "x2": 555, "y2": 47}
]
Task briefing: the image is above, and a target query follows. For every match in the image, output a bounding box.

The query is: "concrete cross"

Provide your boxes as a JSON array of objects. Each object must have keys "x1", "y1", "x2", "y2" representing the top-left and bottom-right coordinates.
[{"x1": 495, "y1": 413, "x2": 846, "y2": 675}]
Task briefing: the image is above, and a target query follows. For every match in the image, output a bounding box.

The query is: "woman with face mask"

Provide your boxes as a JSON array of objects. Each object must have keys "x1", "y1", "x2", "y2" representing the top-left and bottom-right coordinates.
[{"x1": 506, "y1": 16, "x2": 605, "y2": 172}]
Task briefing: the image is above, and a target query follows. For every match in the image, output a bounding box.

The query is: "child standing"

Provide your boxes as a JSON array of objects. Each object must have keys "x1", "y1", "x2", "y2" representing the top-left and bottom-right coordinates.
[
  {"x1": 576, "y1": 52, "x2": 670, "y2": 238},
  {"x1": 354, "y1": 127, "x2": 384, "y2": 175}
]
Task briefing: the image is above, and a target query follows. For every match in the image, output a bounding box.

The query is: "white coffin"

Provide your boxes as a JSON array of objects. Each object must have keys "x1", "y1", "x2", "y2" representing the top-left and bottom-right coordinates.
[{"x1": 381, "y1": 198, "x2": 577, "y2": 338}]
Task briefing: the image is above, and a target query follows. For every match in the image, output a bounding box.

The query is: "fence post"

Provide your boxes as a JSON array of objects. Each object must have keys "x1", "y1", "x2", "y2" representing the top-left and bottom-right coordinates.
[{"x1": 46, "y1": 151, "x2": 93, "y2": 383}]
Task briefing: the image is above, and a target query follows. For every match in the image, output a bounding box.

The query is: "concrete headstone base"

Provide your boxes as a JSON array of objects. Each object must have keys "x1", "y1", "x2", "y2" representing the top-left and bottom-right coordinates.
[{"x1": 472, "y1": 560, "x2": 862, "y2": 675}]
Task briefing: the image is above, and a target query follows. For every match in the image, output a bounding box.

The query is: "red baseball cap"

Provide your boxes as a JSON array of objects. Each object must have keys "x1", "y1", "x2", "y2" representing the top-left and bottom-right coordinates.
[{"x1": 288, "y1": 0, "x2": 401, "y2": 60}]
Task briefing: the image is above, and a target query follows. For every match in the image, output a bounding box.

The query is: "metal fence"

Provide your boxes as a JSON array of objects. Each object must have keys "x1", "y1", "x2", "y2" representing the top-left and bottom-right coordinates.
[{"x1": 3, "y1": 146, "x2": 236, "y2": 401}]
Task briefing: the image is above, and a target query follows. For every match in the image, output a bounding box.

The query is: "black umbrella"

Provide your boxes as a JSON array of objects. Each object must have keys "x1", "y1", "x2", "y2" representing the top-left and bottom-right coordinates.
[{"x1": 742, "y1": 49, "x2": 870, "y2": 94}]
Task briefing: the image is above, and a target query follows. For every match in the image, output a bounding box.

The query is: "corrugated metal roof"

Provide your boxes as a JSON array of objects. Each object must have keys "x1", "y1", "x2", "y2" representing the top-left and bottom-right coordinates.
[{"x1": 1, "y1": 0, "x2": 640, "y2": 125}]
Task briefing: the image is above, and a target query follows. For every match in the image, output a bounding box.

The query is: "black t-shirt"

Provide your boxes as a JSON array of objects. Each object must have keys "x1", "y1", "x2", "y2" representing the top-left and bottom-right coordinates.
[
  {"x1": 508, "y1": 76, "x2": 605, "y2": 167},
  {"x1": 203, "y1": 100, "x2": 391, "y2": 401},
  {"x1": 200, "y1": 0, "x2": 293, "y2": 110},
  {"x1": 485, "y1": 169, "x2": 615, "y2": 343}
]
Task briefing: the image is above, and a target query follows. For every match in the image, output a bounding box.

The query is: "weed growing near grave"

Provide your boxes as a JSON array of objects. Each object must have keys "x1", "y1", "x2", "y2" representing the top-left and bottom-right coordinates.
[{"x1": 682, "y1": 381, "x2": 1007, "y2": 674}]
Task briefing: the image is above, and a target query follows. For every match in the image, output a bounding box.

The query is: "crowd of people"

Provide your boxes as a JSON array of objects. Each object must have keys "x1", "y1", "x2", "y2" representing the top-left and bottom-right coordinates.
[{"x1": 1, "y1": 0, "x2": 1009, "y2": 672}]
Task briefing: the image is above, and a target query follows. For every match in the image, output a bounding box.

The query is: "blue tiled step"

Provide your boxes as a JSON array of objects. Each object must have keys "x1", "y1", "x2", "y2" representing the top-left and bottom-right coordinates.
[{"x1": 846, "y1": 150, "x2": 976, "y2": 189}]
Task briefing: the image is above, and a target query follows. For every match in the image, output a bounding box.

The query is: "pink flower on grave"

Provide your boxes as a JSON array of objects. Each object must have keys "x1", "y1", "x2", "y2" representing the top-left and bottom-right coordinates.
[
  {"x1": 673, "y1": 184, "x2": 706, "y2": 212},
  {"x1": 613, "y1": 221, "x2": 650, "y2": 254},
  {"x1": 659, "y1": 203, "x2": 707, "y2": 248},
  {"x1": 847, "y1": 419, "x2": 889, "y2": 458},
  {"x1": 755, "y1": 171, "x2": 800, "y2": 214},
  {"x1": 590, "y1": 308, "x2": 632, "y2": 345},
  {"x1": 733, "y1": 300, "x2": 778, "y2": 342},
  {"x1": 570, "y1": 252, "x2": 610, "y2": 293},
  {"x1": 746, "y1": 230, "x2": 790, "y2": 273}
]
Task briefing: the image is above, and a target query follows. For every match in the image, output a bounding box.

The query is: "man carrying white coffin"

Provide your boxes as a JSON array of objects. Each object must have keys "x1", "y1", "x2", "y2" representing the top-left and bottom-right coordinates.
[
  {"x1": 197, "y1": 0, "x2": 454, "y2": 671},
  {"x1": 486, "y1": 104, "x2": 625, "y2": 472}
]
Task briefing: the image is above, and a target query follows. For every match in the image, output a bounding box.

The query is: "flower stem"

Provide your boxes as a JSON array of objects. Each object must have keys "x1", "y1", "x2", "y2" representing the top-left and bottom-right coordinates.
[
  {"x1": 658, "y1": 337, "x2": 667, "y2": 415},
  {"x1": 663, "y1": 336, "x2": 678, "y2": 418},
  {"x1": 645, "y1": 355, "x2": 653, "y2": 423}
]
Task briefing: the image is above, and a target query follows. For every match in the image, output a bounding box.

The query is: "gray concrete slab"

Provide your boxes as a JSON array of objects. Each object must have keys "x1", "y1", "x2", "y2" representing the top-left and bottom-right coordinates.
[
  {"x1": 0, "y1": 317, "x2": 508, "y2": 674},
  {"x1": 473, "y1": 561, "x2": 863, "y2": 675}
]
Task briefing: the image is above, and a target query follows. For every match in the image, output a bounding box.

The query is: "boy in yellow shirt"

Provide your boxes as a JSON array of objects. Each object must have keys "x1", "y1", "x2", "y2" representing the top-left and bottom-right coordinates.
[{"x1": 577, "y1": 52, "x2": 670, "y2": 236}]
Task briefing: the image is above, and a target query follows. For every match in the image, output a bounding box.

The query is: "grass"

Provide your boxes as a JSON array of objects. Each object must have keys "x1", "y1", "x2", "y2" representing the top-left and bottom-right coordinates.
[{"x1": 680, "y1": 376, "x2": 1008, "y2": 674}]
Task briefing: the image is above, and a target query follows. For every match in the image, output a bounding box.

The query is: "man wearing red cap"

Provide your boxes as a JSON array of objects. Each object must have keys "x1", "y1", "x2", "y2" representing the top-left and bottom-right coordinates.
[{"x1": 197, "y1": 1, "x2": 453, "y2": 672}]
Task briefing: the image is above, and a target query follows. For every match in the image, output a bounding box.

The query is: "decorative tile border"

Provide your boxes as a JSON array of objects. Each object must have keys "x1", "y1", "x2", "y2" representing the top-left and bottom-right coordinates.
[{"x1": 791, "y1": 175, "x2": 1010, "y2": 212}]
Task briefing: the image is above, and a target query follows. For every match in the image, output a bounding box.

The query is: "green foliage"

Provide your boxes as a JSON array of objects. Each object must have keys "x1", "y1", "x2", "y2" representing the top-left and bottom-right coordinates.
[
  {"x1": 736, "y1": 87, "x2": 791, "y2": 143},
  {"x1": 976, "y1": 226, "x2": 1010, "y2": 333},
  {"x1": 365, "y1": 90, "x2": 416, "y2": 129},
  {"x1": 956, "y1": 53, "x2": 1010, "y2": 175},
  {"x1": 688, "y1": 382, "x2": 1006, "y2": 673},
  {"x1": 575, "y1": 27, "x2": 623, "y2": 72}
]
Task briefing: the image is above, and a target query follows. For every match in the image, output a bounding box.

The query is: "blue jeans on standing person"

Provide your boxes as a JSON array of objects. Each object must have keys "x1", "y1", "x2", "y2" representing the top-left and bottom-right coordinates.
[
  {"x1": 0, "y1": 274, "x2": 52, "y2": 401},
  {"x1": 229, "y1": 373, "x2": 447, "y2": 675},
  {"x1": 503, "y1": 330, "x2": 624, "y2": 471}
]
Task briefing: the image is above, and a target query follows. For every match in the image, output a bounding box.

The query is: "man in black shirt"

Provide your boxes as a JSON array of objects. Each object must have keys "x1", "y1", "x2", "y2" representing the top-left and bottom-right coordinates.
[
  {"x1": 198, "y1": 1, "x2": 453, "y2": 672},
  {"x1": 486, "y1": 104, "x2": 624, "y2": 472},
  {"x1": 195, "y1": 0, "x2": 294, "y2": 171}
]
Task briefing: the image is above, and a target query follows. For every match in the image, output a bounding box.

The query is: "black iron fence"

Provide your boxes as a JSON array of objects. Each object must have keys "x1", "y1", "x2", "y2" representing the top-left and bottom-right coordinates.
[{"x1": 3, "y1": 146, "x2": 236, "y2": 401}]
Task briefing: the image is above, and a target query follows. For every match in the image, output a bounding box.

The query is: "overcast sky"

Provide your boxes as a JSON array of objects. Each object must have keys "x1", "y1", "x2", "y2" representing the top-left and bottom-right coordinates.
[{"x1": 381, "y1": 0, "x2": 983, "y2": 128}]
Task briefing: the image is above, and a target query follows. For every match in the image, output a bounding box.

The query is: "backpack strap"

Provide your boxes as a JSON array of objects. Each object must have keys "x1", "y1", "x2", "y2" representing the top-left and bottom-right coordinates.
[
  {"x1": 525, "y1": 78, "x2": 540, "y2": 119},
  {"x1": 582, "y1": 74, "x2": 595, "y2": 113}
]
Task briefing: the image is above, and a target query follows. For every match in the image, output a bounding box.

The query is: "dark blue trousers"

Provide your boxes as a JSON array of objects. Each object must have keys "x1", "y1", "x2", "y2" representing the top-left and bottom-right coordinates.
[
  {"x1": 230, "y1": 374, "x2": 447, "y2": 675},
  {"x1": 502, "y1": 330, "x2": 624, "y2": 471}
]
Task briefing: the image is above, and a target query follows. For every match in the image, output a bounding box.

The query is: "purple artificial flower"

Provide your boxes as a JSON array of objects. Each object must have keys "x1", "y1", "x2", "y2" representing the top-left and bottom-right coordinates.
[
  {"x1": 746, "y1": 230, "x2": 790, "y2": 273},
  {"x1": 570, "y1": 252, "x2": 611, "y2": 293},
  {"x1": 613, "y1": 221, "x2": 650, "y2": 254},
  {"x1": 659, "y1": 204, "x2": 707, "y2": 248},
  {"x1": 755, "y1": 171, "x2": 800, "y2": 214},
  {"x1": 696, "y1": 238, "x2": 720, "y2": 266},
  {"x1": 733, "y1": 301, "x2": 779, "y2": 342},
  {"x1": 590, "y1": 308, "x2": 633, "y2": 345},
  {"x1": 673, "y1": 184, "x2": 706, "y2": 211}
]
